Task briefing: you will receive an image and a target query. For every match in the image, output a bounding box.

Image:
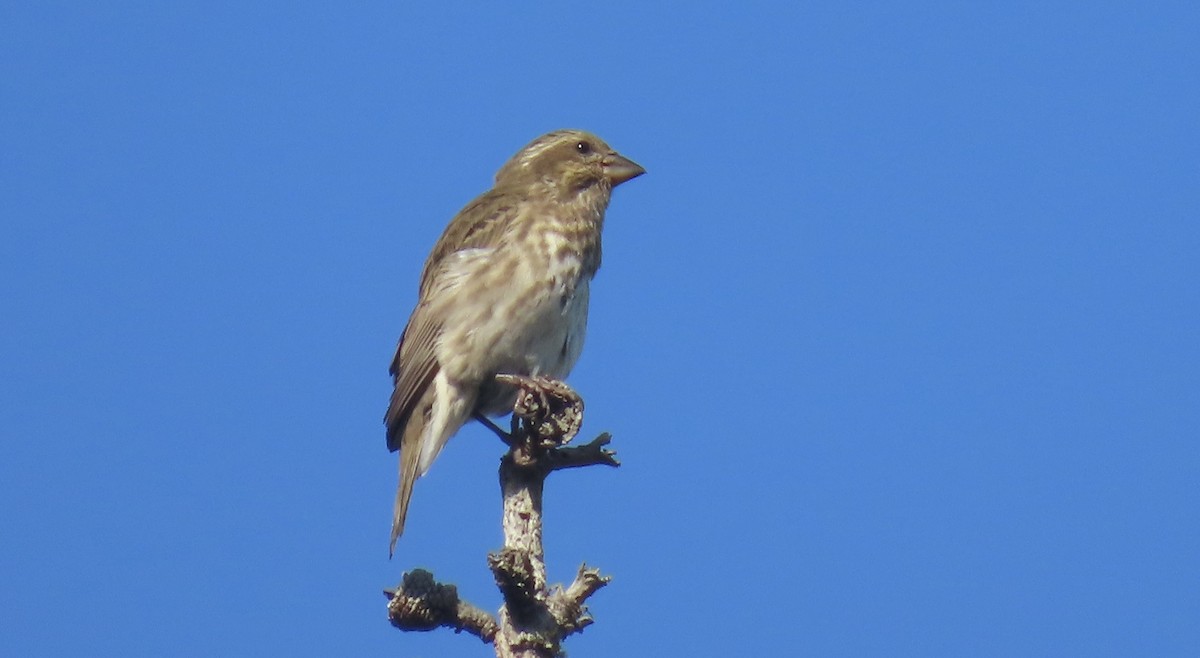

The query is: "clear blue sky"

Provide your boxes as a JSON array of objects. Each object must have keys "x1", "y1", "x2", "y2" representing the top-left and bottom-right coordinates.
[{"x1": 3, "y1": 2, "x2": 1197, "y2": 656}]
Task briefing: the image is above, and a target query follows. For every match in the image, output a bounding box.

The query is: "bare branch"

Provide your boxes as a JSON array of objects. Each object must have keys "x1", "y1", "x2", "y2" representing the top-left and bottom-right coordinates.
[
  {"x1": 547, "y1": 564, "x2": 611, "y2": 637},
  {"x1": 386, "y1": 375, "x2": 617, "y2": 657},
  {"x1": 385, "y1": 569, "x2": 498, "y2": 643},
  {"x1": 546, "y1": 432, "x2": 620, "y2": 471}
]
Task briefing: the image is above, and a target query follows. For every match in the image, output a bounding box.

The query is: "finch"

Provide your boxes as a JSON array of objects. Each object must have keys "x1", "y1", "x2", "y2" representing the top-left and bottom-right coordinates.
[{"x1": 385, "y1": 129, "x2": 644, "y2": 555}]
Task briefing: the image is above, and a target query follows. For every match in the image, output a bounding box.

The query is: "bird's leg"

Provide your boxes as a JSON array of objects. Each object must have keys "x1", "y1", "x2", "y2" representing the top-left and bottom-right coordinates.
[{"x1": 473, "y1": 412, "x2": 516, "y2": 446}]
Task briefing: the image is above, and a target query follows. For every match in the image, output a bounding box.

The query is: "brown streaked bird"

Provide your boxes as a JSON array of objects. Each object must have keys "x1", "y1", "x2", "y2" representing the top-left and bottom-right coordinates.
[{"x1": 385, "y1": 129, "x2": 644, "y2": 555}]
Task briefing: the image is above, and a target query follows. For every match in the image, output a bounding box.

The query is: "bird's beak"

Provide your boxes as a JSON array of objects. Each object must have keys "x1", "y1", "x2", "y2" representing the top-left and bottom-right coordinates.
[{"x1": 602, "y1": 152, "x2": 646, "y2": 186}]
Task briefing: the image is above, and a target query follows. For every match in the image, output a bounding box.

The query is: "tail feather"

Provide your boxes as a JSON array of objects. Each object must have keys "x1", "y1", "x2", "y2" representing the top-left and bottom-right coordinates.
[
  {"x1": 389, "y1": 415, "x2": 424, "y2": 557},
  {"x1": 387, "y1": 376, "x2": 474, "y2": 557}
]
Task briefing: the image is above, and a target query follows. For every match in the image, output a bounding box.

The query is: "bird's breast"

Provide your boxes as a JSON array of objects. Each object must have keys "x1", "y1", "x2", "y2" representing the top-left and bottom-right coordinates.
[
  {"x1": 433, "y1": 208, "x2": 602, "y2": 417},
  {"x1": 468, "y1": 255, "x2": 592, "y2": 417}
]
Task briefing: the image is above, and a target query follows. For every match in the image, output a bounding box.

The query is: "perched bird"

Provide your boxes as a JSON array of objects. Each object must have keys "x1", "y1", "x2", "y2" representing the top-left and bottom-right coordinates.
[{"x1": 385, "y1": 129, "x2": 644, "y2": 555}]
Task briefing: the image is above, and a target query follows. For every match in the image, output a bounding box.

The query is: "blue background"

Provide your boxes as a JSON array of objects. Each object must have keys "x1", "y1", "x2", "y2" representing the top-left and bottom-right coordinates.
[{"x1": 3, "y1": 2, "x2": 1197, "y2": 656}]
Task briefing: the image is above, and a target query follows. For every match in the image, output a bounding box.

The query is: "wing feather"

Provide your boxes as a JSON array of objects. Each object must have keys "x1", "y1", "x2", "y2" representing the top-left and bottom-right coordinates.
[
  {"x1": 417, "y1": 188, "x2": 524, "y2": 295},
  {"x1": 385, "y1": 188, "x2": 524, "y2": 449},
  {"x1": 384, "y1": 306, "x2": 440, "y2": 452}
]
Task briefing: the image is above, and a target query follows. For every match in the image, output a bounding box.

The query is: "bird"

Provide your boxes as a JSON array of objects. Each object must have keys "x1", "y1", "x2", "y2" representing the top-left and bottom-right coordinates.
[{"x1": 385, "y1": 129, "x2": 644, "y2": 555}]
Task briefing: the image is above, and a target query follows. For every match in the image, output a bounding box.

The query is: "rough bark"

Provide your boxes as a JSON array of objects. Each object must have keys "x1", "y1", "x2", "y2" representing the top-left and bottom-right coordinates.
[{"x1": 386, "y1": 375, "x2": 619, "y2": 657}]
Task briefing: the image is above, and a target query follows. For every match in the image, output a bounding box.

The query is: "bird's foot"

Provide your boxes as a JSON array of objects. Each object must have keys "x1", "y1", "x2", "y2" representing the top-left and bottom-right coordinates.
[{"x1": 494, "y1": 374, "x2": 584, "y2": 448}]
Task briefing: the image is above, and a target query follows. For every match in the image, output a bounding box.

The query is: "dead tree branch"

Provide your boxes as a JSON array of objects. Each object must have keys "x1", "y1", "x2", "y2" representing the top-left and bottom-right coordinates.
[
  {"x1": 386, "y1": 375, "x2": 619, "y2": 657},
  {"x1": 385, "y1": 569, "x2": 499, "y2": 642}
]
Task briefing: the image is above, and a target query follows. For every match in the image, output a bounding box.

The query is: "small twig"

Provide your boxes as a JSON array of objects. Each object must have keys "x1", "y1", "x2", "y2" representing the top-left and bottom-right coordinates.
[
  {"x1": 546, "y1": 432, "x2": 620, "y2": 471},
  {"x1": 385, "y1": 569, "x2": 498, "y2": 643},
  {"x1": 548, "y1": 564, "x2": 611, "y2": 637}
]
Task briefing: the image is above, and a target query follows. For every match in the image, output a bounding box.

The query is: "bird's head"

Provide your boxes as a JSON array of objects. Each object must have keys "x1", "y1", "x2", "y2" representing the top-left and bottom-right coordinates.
[{"x1": 494, "y1": 129, "x2": 645, "y2": 193}]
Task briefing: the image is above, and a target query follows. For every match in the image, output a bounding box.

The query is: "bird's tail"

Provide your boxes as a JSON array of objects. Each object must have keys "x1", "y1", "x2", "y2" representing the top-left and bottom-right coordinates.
[{"x1": 389, "y1": 419, "x2": 423, "y2": 557}]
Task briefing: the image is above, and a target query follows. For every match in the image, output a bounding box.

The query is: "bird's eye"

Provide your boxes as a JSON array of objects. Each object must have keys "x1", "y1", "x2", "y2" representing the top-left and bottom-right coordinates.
[{"x1": 575, "y1": 141, "x2": 592, "y2": 155}]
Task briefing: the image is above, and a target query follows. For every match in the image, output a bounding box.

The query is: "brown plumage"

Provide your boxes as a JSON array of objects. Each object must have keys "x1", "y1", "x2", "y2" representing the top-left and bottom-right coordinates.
[{"x1": 385, "y1": 129, "x2": 644, "y2": 555}]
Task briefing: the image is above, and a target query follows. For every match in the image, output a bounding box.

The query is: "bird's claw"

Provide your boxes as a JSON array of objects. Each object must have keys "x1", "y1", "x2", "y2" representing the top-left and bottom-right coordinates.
[{"x1": 494, "y1": 374, "x2": 584, "y2": 446}]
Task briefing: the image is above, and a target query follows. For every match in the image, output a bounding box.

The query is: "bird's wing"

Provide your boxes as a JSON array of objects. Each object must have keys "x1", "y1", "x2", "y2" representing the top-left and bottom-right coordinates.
[
  {"x1": 417, "y1": 187, "x2": 524, "y2": 296},
  {"x1": 385, "y1": 188, "x2": 524, "y2": 452},
  {"x1": 385, "y1": 305, "x2": 439, "y2": 452}
]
